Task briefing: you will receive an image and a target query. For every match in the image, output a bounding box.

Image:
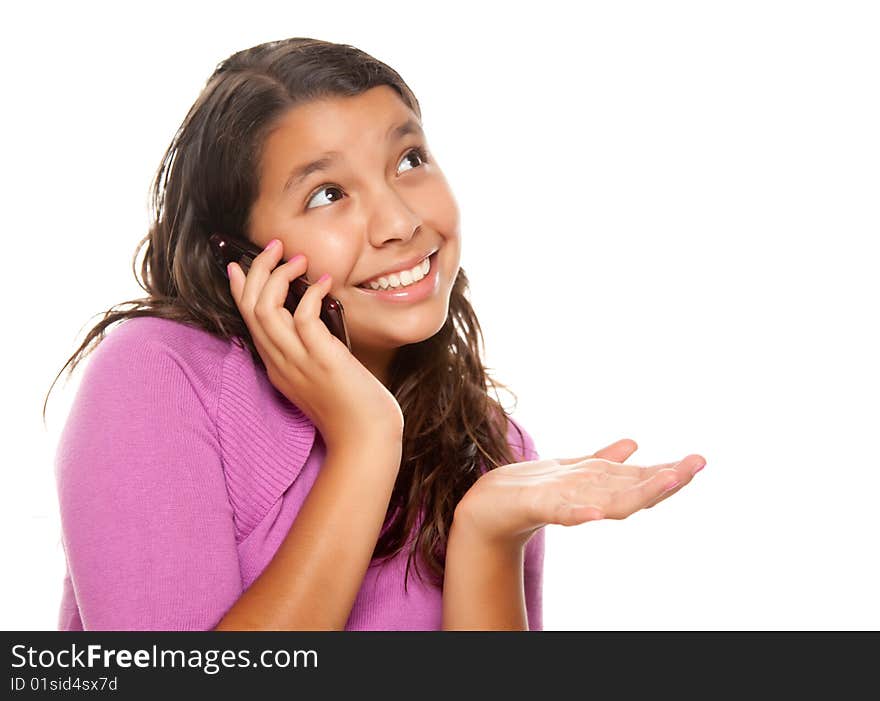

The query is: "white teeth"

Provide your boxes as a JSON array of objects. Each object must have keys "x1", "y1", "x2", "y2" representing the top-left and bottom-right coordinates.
[{"x1": 363, "y1": 254, "x2": 432, "y2": 290}]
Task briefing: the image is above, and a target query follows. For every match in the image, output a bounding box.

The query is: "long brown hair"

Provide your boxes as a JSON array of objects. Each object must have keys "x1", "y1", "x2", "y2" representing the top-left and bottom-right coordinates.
[{"x1": 42, "y1": 37, "x2": 527, "y2": 591}]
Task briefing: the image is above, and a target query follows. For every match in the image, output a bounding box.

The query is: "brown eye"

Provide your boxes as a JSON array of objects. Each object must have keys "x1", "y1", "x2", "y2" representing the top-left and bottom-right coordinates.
[
  {"x1": 305, "y1": 185, "x2": 345, "y2": 210},
  {"x1": 397, "y1": 146, "x2": 429, "y2": 174}
]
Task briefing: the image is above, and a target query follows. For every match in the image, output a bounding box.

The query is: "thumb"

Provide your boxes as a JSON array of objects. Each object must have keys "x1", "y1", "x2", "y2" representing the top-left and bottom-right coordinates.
[
  {"x1": 227, "y1": 262, "x2": 243, "y2": 306},
  {"x1": 554, "y1": 438, "x2": 638, "y2": 465}
]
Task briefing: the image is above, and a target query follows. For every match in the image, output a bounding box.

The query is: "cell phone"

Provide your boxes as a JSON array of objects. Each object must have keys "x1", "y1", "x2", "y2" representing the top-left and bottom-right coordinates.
[{"x1": 208, "y1": 232, "x2": 351, "y2": 351}]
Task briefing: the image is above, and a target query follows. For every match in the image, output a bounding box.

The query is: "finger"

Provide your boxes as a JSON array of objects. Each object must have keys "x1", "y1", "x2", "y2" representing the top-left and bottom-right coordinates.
[
  {"x1": 618, "y1": 460, "x2": 680, "y2": 479},
  {"x1": 568, "y1": 467, "x2": 639, "y2": 493},
  {"x1": 227, "y1": 261, "x2": 244, "y2": 306},
  {"x1": 592, "y1": 456, "x2": 695, "y2": 480},
  {"x1": 604, "y1": 454, "x2": 706, "y2": 518},
  {"x1": 240, "y1": 238, "x2": 286, "y2": 313},
  {"x1": 252, "y1": 251, "x2": 307, "y2": 327},
  {"x1": 591, "y1": 438, "x2": 639, "y2": 463},
  {"x1": 227, "y1": 258, "x2": 276, "y2": 361},
  {"x1": 564, "y1": 457, "x2": 679, "y2": 480},
  {"x1": 675, "y1": 454, "x2": 707, "y2": 479},
  {"x1": 552, "y1": 438, "x2": 638, "y2": 466},
  {"x1": 554, "y1": 502, "x2": 606, "y2": 527},
  {"x1": 292, "y1": 271, "x2": 336, "y2": 355},
  {"x1": 602, "y1": 466, "x2": 684, "y2": 519},
  {"x1": 234, "y1": 239, "x2": 289, "y2": 367},
  {"x1": 644, "y1": 481, "x2": 685, "y2": 508},
  {"x1": 561, "y1": 462, "x2": 688, "y2": 510},
  {"x1": 607, "y1": 455, "x2": 705, "y2": 486},
  {"x1": 254, "y1": 253, "x2": 312, "y2": 361},
  {"x1": 644, "y1": 455, "x2": 707, "y2": 509}
]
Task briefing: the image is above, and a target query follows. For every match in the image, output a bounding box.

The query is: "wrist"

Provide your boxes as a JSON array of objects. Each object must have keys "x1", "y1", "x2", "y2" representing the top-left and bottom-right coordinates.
[
  {"x1": 450, "y1": 504, "x2": 529, "y2": 556},
  {"x1": 325, "y1": 431, "x2": 403, "y2": 463},
  {"x1": 444, "y1": 515, "x2": 529, "y2": 631}
]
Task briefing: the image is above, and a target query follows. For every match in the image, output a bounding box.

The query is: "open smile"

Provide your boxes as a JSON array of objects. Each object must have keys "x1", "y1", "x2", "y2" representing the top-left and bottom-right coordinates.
[{"x1": 353, "y1": 251, "x2": 440, "y2": 304}]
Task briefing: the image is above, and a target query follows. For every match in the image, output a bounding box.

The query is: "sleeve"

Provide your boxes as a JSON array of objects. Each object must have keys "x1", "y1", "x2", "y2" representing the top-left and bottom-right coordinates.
[
  {"x1": 507, "y1": 416, "x2": 546, "y2": 631},
  {"x1": 55, "y1": 333, "x2": 243, "y2": 630}
]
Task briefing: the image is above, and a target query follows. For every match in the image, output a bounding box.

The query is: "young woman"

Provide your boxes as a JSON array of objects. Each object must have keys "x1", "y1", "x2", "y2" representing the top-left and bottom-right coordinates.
[{"x1": 46, "y1": 37, "x2": 706, "y2": 631}]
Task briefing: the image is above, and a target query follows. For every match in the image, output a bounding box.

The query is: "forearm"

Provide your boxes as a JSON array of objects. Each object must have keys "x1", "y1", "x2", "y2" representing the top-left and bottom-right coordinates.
[
  {"x1": 441, "y1": 515, "x2": 528, "y2": 631},
  {"x1": 213, "y1": 436, "x2": 401, "y2": 630}
]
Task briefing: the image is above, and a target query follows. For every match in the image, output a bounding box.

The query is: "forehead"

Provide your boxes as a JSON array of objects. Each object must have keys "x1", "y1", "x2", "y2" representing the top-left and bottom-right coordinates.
[{"x1": 262, "y1": 85, "x2": 416, "y2": 161}]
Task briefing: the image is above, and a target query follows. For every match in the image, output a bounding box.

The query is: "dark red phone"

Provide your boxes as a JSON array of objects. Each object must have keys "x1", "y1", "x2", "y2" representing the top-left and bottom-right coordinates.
[{"x1": 209, "y1": 233, "x2": 351, "y2": 351}]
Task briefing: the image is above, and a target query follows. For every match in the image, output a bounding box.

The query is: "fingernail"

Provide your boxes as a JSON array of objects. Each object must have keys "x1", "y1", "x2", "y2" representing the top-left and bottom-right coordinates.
[
  {"x1": 264, "y1": 239, "x2": 279, "y2": 251},
  {"x1": 287, "y1": 254, "x2": 304, "y2": 265},
  {"x1": 663, "y1": 480, "x2": 680, "y2": 493},
  {"x1": 318, "y1": 273, "x2": 330, "y2": 283},
  {"x1": 226, "y1": 262, "x2": 234, "y2": 278},
  {"x1": 692, "y1": 462, "x2": 706, "y2": 476}
]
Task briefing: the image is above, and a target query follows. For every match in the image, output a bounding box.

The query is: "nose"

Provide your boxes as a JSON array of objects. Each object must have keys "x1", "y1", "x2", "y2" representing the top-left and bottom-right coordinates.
[{"x1": 366, "y1": 184, "x2": 421, "y2": 247}]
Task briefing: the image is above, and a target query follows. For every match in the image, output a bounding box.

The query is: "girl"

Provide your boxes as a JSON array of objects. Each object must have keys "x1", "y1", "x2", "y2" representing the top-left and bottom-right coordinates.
[{"x1": 46, "y1": 37, "x2": 706, "y2": 631}]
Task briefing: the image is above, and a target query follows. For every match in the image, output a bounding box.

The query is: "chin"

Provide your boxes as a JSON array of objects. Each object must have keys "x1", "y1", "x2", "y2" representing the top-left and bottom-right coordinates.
[
  {"x1": 385, "y1": 320, "x2": 446, "y2": 348},
  {"x1": 351, "y1": 307, "x2": 449, "y2": 351}
]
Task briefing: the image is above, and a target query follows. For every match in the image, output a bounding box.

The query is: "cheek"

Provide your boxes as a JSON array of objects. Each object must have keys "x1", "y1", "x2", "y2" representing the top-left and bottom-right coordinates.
[
  {"x1": 305, "y1": 237, "x2": 358, "y2": 284},
  {"x1": 420, "y1": 179, "x2": 461, "y2": 241}
]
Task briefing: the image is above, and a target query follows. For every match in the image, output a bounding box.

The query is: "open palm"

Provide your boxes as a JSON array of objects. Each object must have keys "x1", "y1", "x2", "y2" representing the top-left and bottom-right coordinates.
[{"x1": 455, "y1": 439, "x2": 706, "y2": 546}]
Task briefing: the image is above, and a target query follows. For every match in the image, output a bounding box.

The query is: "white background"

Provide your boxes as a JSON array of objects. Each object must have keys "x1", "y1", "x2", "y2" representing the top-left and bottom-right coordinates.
[{"x1": 2, "y1": 0, "x2": 878, "y2": 630}]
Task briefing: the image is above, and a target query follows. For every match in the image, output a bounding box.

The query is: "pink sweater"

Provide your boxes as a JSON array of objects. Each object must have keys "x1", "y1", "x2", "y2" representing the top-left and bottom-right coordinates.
[{"x1": 54, "y1": 316, "x2": 545, "y2": 630}]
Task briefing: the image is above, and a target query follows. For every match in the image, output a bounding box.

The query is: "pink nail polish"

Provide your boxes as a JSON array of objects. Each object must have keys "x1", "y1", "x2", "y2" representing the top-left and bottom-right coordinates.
[
  {"x1": 663, "y1": 480, "x2": 680, "y2": 493},
  {"x1": 318, "y1": 273, "x2": 330, "y2": 283},
  {"x1": 692, "y1": 463, "x2": 706, "y2": 476},
  {"x1": 264, "y1": 239, "x2": 278, "y2": 251}
]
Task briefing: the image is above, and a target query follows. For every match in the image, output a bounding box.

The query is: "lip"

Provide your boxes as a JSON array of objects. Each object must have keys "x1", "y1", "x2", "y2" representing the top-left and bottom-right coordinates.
[
  {"x1": 354, "y1": 251, "x2": 440, "y2": 304},
  {"x1": 356, "y1": 248, "x2": 438, "y2": 287}
]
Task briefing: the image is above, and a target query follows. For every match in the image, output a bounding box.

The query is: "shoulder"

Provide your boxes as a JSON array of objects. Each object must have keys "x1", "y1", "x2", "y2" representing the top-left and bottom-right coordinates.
[
  {"x1": 74, "y1": 314, "x2": 316, "y2": 445},
  {"x1": 91, "y1": 316, "x2": 232, "y2": 378},
  {"x1": 505, "y1": 414, "x2": 541, "y2": 462},
  {"x1": 76, "y1": 316, "x2": 233, "y2": 420},
  {"x1": 88, "y1": 315, "x2": 316, "y2": 427}
]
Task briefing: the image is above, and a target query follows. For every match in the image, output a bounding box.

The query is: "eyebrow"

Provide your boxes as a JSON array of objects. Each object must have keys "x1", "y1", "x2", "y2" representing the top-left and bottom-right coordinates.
[{"x1": 281, "y1": 118, "x2": 425, "y2": 195}]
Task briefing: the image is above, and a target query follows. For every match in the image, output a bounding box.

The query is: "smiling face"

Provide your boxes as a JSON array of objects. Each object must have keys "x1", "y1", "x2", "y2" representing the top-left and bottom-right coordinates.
[{"x1": 247, "y1": 85, "x2": 462, "y2": 383}]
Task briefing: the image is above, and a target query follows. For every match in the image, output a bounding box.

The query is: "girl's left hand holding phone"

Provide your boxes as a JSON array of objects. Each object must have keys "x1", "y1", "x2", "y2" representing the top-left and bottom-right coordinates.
[{"x1": 453, "y1": 439, "x2": 706, "y2": 548}]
